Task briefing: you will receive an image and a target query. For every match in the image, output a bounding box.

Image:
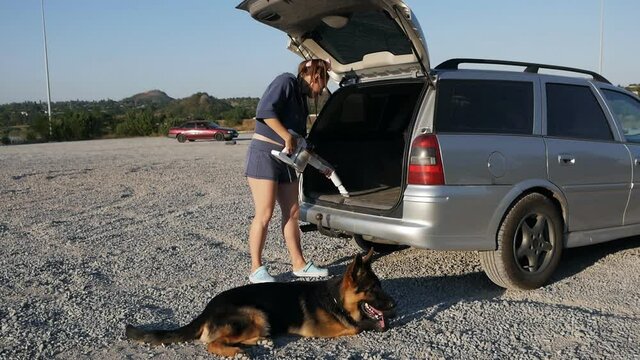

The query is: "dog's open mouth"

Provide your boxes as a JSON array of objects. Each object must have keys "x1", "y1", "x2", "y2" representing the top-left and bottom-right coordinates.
[{"x1": 361, "y1": 302, "x2": 385, "y2": 330}]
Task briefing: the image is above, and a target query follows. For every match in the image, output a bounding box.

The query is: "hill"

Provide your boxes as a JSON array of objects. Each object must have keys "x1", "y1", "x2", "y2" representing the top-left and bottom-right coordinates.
[
  {"x1": 164, "y1": 92, "x2": 234, "y2": 119},
  {"x1": 0, "y1": 90, "x2": 260, "y2": 143},
  {"x1": 122, "y1": 90, "x2": 175, "y2": 106}
]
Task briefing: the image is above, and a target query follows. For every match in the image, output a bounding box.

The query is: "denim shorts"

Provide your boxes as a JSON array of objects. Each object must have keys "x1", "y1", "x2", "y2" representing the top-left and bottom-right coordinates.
[{"x1": 244, "y1": 140, "x2": 297, "y2": 183}]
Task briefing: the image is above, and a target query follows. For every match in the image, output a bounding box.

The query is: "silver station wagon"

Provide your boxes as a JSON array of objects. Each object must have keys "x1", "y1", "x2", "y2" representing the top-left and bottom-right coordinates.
[{"x1": 238, "y1": 0, "x2": 640, "y2": 289}]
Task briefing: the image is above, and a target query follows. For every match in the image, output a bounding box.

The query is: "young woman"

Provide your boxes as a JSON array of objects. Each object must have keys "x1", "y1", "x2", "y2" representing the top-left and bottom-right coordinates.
[{"x1": 244, "y1": 59, "x2": 330, "y2": 283}]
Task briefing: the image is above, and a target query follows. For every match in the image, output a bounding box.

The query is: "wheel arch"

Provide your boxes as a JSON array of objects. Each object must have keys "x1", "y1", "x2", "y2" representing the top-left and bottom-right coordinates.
[{"x1": 486, "y1": 180, "x2": 568, "y2": 250}]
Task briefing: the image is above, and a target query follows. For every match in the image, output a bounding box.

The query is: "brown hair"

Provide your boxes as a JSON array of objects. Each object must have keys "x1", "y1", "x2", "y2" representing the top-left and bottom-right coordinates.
[
  {"x1": 297, "y1": 59, "x2": 330, "y2": 117},
  {"x1": 297, "y1": 59, "x2": 330, "y2": 94}
]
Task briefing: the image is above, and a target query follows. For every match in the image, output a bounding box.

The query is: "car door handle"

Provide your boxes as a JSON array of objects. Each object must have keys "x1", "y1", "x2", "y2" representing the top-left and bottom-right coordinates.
[
  {"x1": 635, "y1": 158, "x2": 640, "y2": 166},
  {"x1": 558, "y1": 154, "x2": 575, "y2": 166}
]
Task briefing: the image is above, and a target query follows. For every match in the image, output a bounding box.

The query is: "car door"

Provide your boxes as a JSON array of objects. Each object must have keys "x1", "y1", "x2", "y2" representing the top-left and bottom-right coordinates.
[
  {"x1": 181, "y1": 122, "x2": 196, "y2": 139},
  {"x1": 600, "y1": 88, "x2": 640, "y2": 225},
  {"x1": 194, "y1": 122, "x2": 208, "y2": 139},
  {"x1": 543, "y1": 79, "x2": 632, "y2": 232}
]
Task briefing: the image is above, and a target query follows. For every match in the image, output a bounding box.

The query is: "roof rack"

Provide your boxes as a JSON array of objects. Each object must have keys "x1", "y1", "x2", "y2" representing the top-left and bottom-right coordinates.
[{"x1": 435, "y1": 58, "x2": 611, "y2": 84}]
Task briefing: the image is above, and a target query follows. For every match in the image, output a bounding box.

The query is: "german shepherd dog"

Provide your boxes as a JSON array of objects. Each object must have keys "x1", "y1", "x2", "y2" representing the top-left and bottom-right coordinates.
[{"x1": 125, "y1": 250, "x2": 396, "y2": 357}]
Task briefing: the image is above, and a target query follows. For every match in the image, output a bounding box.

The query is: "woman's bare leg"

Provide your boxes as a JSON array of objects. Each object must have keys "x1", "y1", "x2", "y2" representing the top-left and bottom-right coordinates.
[
  {"x1": 247, "y1": 177, "x2": 278, "y2": 272},
  {"x1": 277, "y1": 180, "x2": 307, "y2": 271}
]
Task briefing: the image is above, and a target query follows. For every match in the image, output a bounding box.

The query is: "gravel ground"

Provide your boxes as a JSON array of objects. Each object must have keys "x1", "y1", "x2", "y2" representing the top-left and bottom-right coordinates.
[{"x1": 1, "y1": 135, "x2": 640, "y2": 359}]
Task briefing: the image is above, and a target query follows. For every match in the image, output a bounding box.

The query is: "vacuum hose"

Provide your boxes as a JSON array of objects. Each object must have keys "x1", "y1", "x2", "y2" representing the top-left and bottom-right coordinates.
[{"x1": 270, "y1": 131, "x2": 349, "y2": 198}]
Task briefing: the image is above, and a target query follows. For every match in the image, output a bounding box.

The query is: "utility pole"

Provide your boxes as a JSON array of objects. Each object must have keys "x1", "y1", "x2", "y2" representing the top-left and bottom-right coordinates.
[
  {"x1": 41, "y1": 0, "x2": 53, "y2": 139},
  {"x1": 599, "y1": 0, "x2": 604, "y2": 74}
]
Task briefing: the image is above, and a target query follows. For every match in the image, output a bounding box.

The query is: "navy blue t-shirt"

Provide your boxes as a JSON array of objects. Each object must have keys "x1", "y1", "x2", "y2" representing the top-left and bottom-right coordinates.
[{"x1": 255, "y1": 73, "x2": 308, "y2": 143}]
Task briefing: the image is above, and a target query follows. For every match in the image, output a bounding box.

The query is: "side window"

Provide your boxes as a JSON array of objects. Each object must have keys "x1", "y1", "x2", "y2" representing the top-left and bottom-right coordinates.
[
  {"x1": 602, "y1": 90, "x2": 640, "y2": 143},
  {"x1": 546, "y1": 83, "x2": 612, "y2": 141},
  {"x1": 184, "y1": 123, "x2": 196, "y2": 129},
  {"x1": 435, "y1": 79, "x2": 534, "y2": 135}
]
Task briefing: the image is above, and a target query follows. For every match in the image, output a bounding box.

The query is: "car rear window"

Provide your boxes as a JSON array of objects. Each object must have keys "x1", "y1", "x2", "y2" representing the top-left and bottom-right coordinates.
[
  {"x1": 309, "y1": 11, "x2": 413, "y2": 65},
  {"x1": 434, "y1": 79, "x2": 534, "y2": 135}
]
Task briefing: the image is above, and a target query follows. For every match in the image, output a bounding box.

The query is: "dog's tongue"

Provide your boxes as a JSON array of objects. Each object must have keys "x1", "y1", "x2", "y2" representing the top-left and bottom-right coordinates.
[{"x1": 370, "y1": 305, "x2": 385, "y2": 329}]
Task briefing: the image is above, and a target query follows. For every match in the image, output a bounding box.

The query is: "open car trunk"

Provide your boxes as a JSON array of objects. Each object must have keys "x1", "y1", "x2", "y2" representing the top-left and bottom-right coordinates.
[
  {"x1": 302, "y1": 80, "x2": 425, "y2": 212},
  {"x1": 237, "y1": 0, "x2": 432, "y2": 84}
]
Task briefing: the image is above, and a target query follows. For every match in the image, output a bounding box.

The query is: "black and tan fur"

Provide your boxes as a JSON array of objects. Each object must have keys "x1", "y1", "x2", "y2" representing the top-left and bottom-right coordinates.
[{"x1": 125, "y1": 249, "x2": 396, "y2": 357}]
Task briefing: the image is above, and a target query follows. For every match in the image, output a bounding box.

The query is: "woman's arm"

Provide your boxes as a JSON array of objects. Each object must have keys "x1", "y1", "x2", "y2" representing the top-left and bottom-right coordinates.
[{"x1": 263, "y1": 118, "x2": 296, "y2": 154}]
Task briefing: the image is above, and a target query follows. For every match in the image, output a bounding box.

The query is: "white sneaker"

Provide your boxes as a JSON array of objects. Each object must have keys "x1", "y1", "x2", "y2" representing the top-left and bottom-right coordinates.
[
  {"x1": 293, "y1": 262, "x2": 329, "y2": 278},
  {"x1": 249, "y1": 266, "x2": 275, "y2": 283}
]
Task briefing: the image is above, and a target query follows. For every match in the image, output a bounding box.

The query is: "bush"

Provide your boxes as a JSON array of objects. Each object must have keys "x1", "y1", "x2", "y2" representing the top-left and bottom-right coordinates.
[
  {"x1": 157, "y1": 117, "x2": 184, "y2": 136},
  {"x1": 221, "y1": 118, "x2": 244, "y2": 127},
  {"x1": 221, "y1": 107, "x2": 251, "y2": 123},
  {"x1": 45, "y1": 112, "x2": 105, "y2": 142},
  {"x1": 115, "y1": 110, "x2": 155, "y2": 137},
  {"x1": 32, "y1": 114, "x2": 51, "y2": 141},
  {"x1": 25, "y1": 128, "x2": 39, "y2": 142}
]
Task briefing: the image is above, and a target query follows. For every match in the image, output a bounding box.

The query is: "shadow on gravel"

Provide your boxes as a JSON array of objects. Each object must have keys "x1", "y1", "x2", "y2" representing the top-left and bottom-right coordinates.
[
  {"x1": 131, "y1": 304, "x2": 179, "y2": 330},
  {"x1": 324, "y1": 250, "x2": 402, "y2": 269},
  {"x1": 382, "y1": 272, "x2": 505, "y2": 327},
  {"x1": 307, "y1": 250, "x2": 506, "y2": 328},
  {"x1": 551, "y1": 235, "x2": 640, "y2": 285}
]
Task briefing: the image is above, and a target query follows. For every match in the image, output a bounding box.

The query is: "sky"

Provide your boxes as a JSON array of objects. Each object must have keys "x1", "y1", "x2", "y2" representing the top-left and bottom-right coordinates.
[{"x1": 0, "y1": 0, "x2": 638, "y2": 105}]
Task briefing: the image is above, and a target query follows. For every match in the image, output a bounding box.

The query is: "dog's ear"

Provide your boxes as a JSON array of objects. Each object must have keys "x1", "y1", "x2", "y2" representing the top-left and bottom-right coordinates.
[
  {"x1": 363, "y1": 248, "x2": 374, "y2": 264},
  {"x1": 344, "y1": 253, "x2": 358, "y2": 275},
  {"x1": 345, "y1": 253, "x2": 364, "y2": 282}
]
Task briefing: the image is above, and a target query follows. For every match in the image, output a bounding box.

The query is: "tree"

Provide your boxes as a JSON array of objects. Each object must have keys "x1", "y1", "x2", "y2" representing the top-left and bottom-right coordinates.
[
  {"x1": 31, "y1": 113, "x2": 51, "y2": 141},
  {"x1": 115, "y1": 110, "x2": 156, "y2": 137}
]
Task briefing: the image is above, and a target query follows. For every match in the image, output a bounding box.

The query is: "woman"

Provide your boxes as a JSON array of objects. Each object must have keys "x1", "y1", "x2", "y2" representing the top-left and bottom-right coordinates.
[{"x1": 244, "y1": 59, "x2": 330, "y2": 283}]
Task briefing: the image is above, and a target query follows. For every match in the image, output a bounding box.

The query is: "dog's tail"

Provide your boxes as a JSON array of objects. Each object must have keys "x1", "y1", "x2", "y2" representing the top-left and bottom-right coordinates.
[{"x1": 125, "y1": 315, "x2": 205, "y2": 345}]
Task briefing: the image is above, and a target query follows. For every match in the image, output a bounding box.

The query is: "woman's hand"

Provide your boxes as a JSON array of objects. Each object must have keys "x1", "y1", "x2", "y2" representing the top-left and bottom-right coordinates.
[
  {"x1": 262, "y1": 118, "x2": 297, "y2": 154},
  {"x1": 283, "y1": 132, "x2": 297, "y2": 155}
]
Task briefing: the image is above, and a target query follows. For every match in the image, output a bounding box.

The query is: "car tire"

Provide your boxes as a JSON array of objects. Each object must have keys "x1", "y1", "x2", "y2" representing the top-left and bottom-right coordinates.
[
  {"x1": 479, "y1": 193, "x2": 563, "y2": 290},
  {"x1": 214, "y1": 133, "x2": 224, "y2": 141},
  {"x1": 177, "y1": 134, "x2": 187, "y2": 143},
  {"x1": 353, "y1": 234, "x2": 407, "y2": 254}
]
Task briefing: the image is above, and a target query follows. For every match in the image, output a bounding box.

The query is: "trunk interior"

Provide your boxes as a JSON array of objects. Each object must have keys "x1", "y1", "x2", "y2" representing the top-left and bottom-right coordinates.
[{"x1": 303, "y1": 80, "x2": 425, "y2": 212}]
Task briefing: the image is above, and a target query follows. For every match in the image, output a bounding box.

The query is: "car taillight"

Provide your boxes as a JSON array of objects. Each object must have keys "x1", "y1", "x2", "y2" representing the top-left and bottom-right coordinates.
[{"x1": 408, "y1": 134, "x2": 445, "y2": 185}]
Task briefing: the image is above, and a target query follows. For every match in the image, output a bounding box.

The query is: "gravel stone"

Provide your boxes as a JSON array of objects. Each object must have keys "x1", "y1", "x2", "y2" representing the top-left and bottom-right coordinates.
[{"x1": 1, "y1": 135, "x2": 639, "y2": 359}]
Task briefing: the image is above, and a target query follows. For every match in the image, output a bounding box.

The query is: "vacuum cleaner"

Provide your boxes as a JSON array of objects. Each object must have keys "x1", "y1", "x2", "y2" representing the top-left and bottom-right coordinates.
[{"x1": 270, "y1": 131, "x2": 349, "y2": 197}]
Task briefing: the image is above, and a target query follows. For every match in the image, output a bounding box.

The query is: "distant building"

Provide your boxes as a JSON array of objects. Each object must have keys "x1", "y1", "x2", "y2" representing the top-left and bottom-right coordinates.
[{"x1": 627, "y1": 84, "x2": 640, "y2": 96}]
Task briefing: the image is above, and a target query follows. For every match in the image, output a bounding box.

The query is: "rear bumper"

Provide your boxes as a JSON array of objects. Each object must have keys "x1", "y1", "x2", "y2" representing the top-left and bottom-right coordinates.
[{"x1": 300, "y1": 185, "x2": 512, "y2": 251}]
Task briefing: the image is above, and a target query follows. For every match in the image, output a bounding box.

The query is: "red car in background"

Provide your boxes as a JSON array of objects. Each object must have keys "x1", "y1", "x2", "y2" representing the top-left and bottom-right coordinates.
[{"x1": 167, "y1": 121, "x2": 239, "y2": 142}]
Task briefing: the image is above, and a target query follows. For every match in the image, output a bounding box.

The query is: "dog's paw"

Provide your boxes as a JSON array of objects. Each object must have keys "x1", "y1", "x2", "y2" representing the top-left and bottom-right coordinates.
[{"x1": 257, "y1": 338, "x2": 274, "y2": 349}]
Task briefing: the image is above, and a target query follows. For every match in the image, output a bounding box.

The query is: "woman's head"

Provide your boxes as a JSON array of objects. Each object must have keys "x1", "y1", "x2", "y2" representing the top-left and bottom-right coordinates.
[{"x1": 297, "y1": 59, "x2": 330, "y2": 98}]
